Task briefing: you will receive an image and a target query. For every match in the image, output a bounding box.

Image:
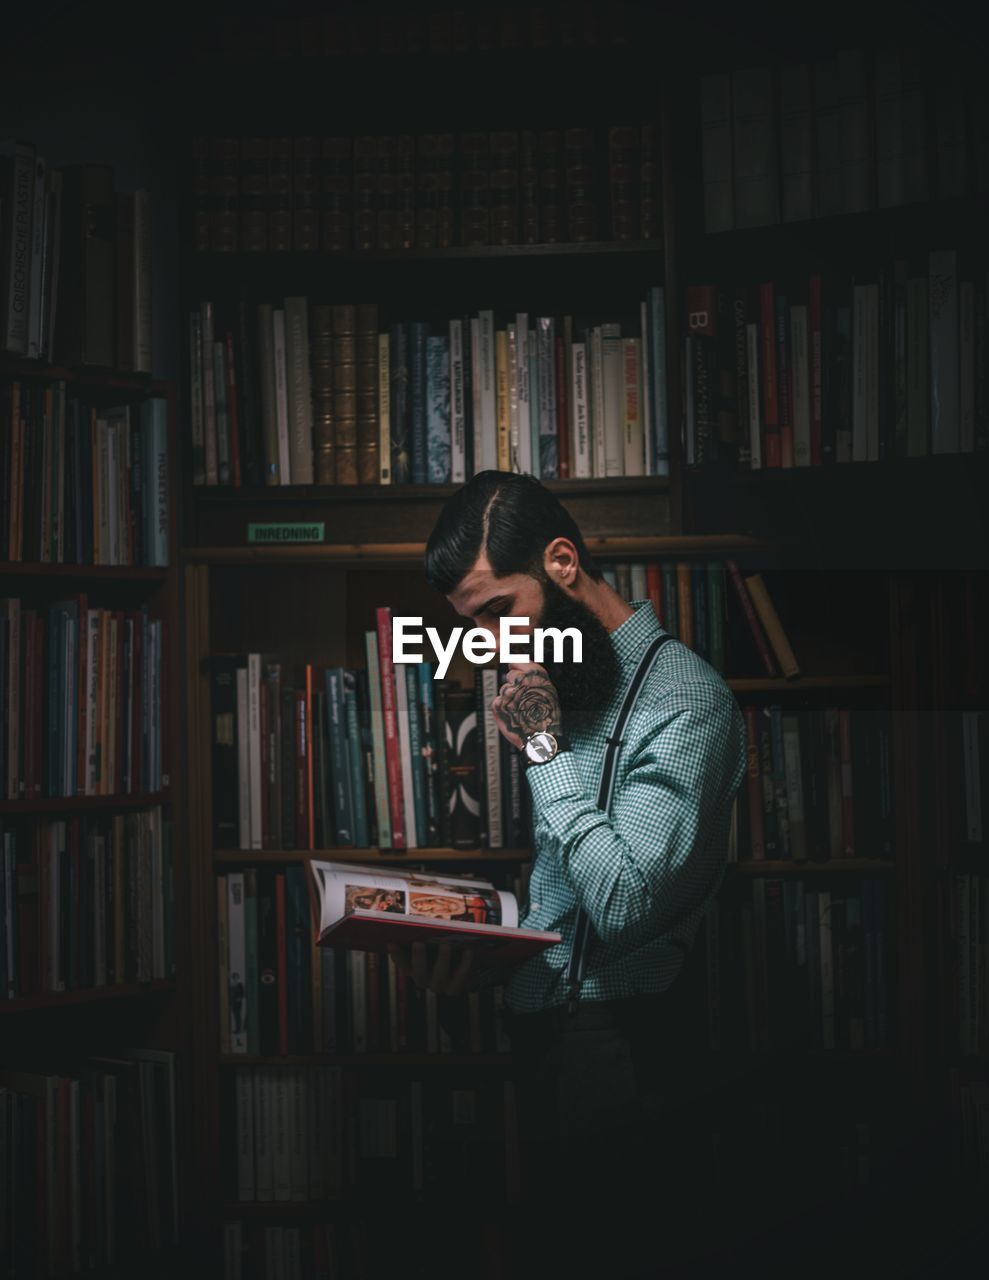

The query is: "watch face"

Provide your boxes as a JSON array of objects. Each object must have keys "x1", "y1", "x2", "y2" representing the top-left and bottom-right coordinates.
[{"x1": 525, "y1": 731, "x2": 557, "y2": 764}]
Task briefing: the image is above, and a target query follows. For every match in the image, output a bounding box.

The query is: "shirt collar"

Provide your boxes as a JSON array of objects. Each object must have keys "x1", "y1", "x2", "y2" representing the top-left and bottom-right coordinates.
[{"x1": 609, "y1": 599, "x2": 666, "y2": 675}]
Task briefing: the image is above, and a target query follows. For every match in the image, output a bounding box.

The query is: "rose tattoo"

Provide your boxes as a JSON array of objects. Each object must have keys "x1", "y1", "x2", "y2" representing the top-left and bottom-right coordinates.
[{"x1": 492, "y1": 665, "x2": 562, "y2": 749}]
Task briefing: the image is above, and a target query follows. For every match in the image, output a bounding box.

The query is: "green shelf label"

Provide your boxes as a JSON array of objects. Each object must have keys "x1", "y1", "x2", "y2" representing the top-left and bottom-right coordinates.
[{"x1": 247, "y1": 522, "x2": 325, "y2": 544}]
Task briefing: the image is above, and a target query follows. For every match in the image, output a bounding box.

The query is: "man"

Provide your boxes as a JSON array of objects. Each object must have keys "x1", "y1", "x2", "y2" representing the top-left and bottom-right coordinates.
[{"x1": 392, "y1": 471, "x2": 747, "y2": 1277}]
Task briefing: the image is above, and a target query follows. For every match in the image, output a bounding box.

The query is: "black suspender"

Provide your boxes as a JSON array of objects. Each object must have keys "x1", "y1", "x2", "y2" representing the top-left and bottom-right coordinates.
[{"x1": 564, "y1": 632, "x2": 676, "y2": 1014}]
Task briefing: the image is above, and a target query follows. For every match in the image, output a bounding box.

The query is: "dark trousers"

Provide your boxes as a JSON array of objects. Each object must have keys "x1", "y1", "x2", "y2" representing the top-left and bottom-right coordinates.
[{"x1": 505, "y1": 987, "x2": 713, "y2": 1280}]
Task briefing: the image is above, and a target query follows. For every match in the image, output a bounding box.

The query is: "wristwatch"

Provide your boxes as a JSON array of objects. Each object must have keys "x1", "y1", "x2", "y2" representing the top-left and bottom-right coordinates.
[{"x1": 520, "y1": 729, "x2": 570, "y2": 769}]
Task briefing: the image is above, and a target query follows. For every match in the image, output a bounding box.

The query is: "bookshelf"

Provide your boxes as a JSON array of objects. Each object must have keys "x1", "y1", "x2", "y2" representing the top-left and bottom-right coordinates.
[
  {"x1": 166, "y1": 4, "x2": 982, "y2": 1276},
  {"x1": 0, "y1": 347, "x2": 185, "y2": 1274}
]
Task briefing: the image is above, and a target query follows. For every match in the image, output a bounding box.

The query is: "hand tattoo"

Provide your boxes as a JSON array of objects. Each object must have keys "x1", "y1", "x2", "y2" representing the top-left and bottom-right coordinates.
[{"x1": 495, "y1": 669, "x2": 562, "y2": 742}]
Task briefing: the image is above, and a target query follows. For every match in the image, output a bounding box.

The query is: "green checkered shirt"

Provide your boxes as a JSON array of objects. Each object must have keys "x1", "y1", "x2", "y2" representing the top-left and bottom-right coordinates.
[{"x1": 506, "y1": 599, "x2": 747, "y2": 1013}]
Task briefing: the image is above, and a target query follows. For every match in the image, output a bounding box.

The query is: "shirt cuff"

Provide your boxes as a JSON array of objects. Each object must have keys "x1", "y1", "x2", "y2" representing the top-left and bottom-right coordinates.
[{"x1": 524, "y1": 749, "x2": 583, "y2": 808}]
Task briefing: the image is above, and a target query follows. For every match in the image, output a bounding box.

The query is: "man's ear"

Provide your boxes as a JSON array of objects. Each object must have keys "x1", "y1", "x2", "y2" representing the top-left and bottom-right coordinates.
[{"x1": 543, "y1": 537, "x2": 579, "y2": 590}]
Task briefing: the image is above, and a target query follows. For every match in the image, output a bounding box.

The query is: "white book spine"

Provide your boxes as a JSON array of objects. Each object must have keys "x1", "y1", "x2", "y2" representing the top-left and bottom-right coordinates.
[
  {"x1": 272, "y1": 308, "x2": 292, "y2": 483},
  {"x1": 378, "y1": 332, "x2": 391, "y2": 483},
  {"x1": 236, "y1": 1070, "x2": 255, "y2": 1200},
  {"x1": 478, "y1": 309, "x2": 497, "y2": 471},
  {"x1": 929, "y1": 249, "x2": 959, "y2": 454},
  {"x1": 790, "y1": 304, "x2": 811, "y2": 466},
  {"x1": 236, "y1": 668, "x2": 250, "y2": 851},
  {"x1": 247, "y1": 654, "x2": 262, "y2": 850},
  {"x1": 449, "y1": 319, "x2": 465, "y2": 482},
  {"x1": 571, "y1": 342, "x2": 590, "y2": 477},
  {"x1": 852, "y1": 285, "x2": 868, "y2": 462},
  {"x1": 590, "y1": 327, "x2": 607, "y2": 477},
  {"x1": 228, "y1": 872, "x2": 248, "y2": 1053},
  {"x1": 639, "y1": 300, "x2": 653, "y2": 475},
  {"x1": 254, "y1": 1071, "x2": 273, "y2": 1202},
  {"x1": 515, "y1": 314, "x2": 531, "y2": 474},
  {"x1": 960, "y1": 280, "x2": 974, "y2": 452}
]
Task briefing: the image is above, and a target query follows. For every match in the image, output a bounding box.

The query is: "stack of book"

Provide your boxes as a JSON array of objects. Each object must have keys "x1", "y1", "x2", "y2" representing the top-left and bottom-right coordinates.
[
  {"x1": 0, "y1": 142, "x2": 151, "y2": 370},
  {"x1": 682, "y1": 253, "x2": 989, "y2": 469},
  {"x1": 188, "y1": 290, "x2": 668, "y2": 486},
  {"x1": 190, "y1": 124, "x2": 660, "y2": 252}
]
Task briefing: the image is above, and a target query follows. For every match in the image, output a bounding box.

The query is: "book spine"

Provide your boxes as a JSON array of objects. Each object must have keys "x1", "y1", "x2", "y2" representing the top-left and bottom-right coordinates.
[
  {"x1": 449, "y1": 319, "x2": 465, "y2": 483},
  {"x1": 744, "y1": 573, "x2": 801, "y2": 677},
  {"x1": 374, "y1": 608, "x2": 406, "y2": 849},
  {"x1": 363, "y1": 631, "x2": 392, "y2": 849},
  {"x1": 426, "y1": 334, "x2": 451, "y2": 483},
  {"x1": 410, "y1": 320, "x2": 429, "y2": 484},
  {"x1": 284, "y1": 296, "x2": 313, "y2": 484},
  {"x1": 272, "y1": 308, "x2": 291, "y2": 483},
  {"x1": 377, "y1": 330, "x2": 391, "y2": 484},
  {"x1": 724, "y1": 559, "x2": 778, "y2": 678},
  {"x1": 256, "y1": 303, "x2": 279, "y2": 483}
]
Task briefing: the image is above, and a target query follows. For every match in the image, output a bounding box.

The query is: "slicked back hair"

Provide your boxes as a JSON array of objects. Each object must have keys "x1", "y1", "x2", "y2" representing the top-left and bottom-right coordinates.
[{"x1": 424, "y1": 471, "x2": 603, "y2": 595}]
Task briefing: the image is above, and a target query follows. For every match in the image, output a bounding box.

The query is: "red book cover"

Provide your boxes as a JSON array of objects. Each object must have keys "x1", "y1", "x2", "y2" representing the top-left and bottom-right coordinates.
[
  {"x1": 724, "y1": 558, "x2": 779, "y2": 678},
  {"x1": 839, "y1": 708, "x2": 856, "y2": 856},
  {"x1": 295, "y1": 688, "x2": 309, "y2": 851},
  {"x1": 743, "y1": 705, "x2": 765, "y2": 860},
  {"x1": 224, "y1": 330, "x2": 242, "y2": 488},
  {"x1": 374, "y1": 606, "x2": 406, "y2": 849},
  {"x1": 276, "y1": 871, "x2": 288, "y2": 1056},
  {"x1": 645, "y1": 562, "x2": 663, "y2": 625},
  {"x1": 305, "y1": 663, "x2": 314, "y2": 850},
  {"x1": 759, "y1": 283, "x2": 781, "y2": 467},
  {"x1": 554, "y1": 333, "x2": 570, "y2": 479},
  {"x1": 809, "y1": 273, "x2": 823, "y2": 466}
]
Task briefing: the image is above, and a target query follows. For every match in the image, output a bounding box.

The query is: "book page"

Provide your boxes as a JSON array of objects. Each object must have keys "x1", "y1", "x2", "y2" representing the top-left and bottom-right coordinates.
[{"x1": 309, "y1": 860, "x2": 518, "y2": 937}]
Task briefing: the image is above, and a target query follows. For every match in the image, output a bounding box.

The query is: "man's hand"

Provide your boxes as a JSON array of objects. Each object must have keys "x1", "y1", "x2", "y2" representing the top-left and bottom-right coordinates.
[
  {"x1": 387, "y1": 941, "x2": 477, "y2": 995},
  {"x1": 491, "y1": 662, "x2": 562, "y2": 750}
]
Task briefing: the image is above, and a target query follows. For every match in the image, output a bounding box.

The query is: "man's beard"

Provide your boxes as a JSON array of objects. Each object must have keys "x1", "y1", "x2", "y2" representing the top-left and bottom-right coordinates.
[{"x1": 536, "y1": 576, "x2": 622, "y2": 733}]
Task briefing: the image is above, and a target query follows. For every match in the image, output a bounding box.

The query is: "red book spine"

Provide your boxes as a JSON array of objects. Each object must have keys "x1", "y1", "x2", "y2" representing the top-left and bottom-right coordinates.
[
  {"x1": 809, "y1": 273, "x2": 823, "y2": 466},
  {"x1": 374, "y1": 606, "x2": 406, "y2": 849},
  {"x1": 295, "y1": 688, "x2": 309, "y2": 851},
  {"x1": 839, "y1": 708, "x2": 855, "y2": 856},
  {"x1": 224, "y1": 330, "x2": 242, "y2": 488},
  {"x1": 645, "y1": 562, "x2": 663, "y2": 625},
  {"x1": 744, "y1": 706, "x2": 765, "y2": 860},
  {"x1": 305, "y1": 664, "x2": 314, "y2": 850},
  {"x1": 759, "y1": 283, "x2": 781, "y2": 468},
  {"x1": 724, "y1": 558, "x2": 779, "y2": 678},
  {"x1": 554, "y1": 334, "x2": 570, "y2": 479},
  {"x1": 276, "y1": 871, "x2": 288, "y2": 1056}
]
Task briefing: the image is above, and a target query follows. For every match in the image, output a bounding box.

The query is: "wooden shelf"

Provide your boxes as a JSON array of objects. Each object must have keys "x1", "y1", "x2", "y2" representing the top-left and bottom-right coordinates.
[
  {"x1": 190, "y1": 476, "x2": 671, "y2": 503},
  {"x1": 0, "y1": 357, "x2": 158, "y2": 392},
  {"x1": 726, "y1": 675, "x2": 891, "y2": 693},
  {"x1": 0, "y1": 790, "x2": 171, "y2": 816},
  {"x1": 183, "y1": 533, "x2": 770, "y2": 567},
  {"x1": 218, "y1": 1054, "x2": 513, "y2": 1068},
  {"x1": 214, "y1": 847, "x2": 529, "y2": 865},
  {"x1": 727, "y1": 859, "x2": 896, "y2": 875},
  {"x1": 0, "y1": 562, "x2": 169, "y2": 582},
  {"x1": 0, "y1": 979, "x2": 175, "y2": 1015},
  {"x1": 189, "y1": 239, "x2": 665, "y2": 266}
]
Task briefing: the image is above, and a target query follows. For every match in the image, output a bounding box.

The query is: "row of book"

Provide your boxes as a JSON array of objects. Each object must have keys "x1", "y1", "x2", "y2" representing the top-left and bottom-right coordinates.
[
  {"x1": 0, "y1": 387, "x2": 169, "y2": 565},
  {"x1": 699, "y1": 47, "x2": 987, "y2": 231},
  {"x1": 0, "y1": 599, "x2": 166, "y2": 801},
  {"x1": 0, "y1": 146, "x2": 151, "y2": 369},
  {"x1": 218, "y1": 865, "x2": 527, "y2": 1058},
  {"x1": 210, "y1": 2, "x2": 644, "y2": 63},
  {"x1": 683, "y1": 254, "x2": 989, "y2": 470},
  {"x1": 736, "y1": 705, "x2": 894, "y2": 863},
  {"x1": 211, "y1": 610, "x2": 532, "y2": 854},
  {"x1": 943, "y1": 711, "x2": 987, "y2": 848},
  {"x1": 191, "y1": 124, "x2": 660, "y2": 253},
  {"x1": 954, "y1": 875, "x2": 988, "y2": 1059},
  {"x1": 0, "y1": 1050, "x2": 177, "y2": 1278},
  {"x1": 188, "y1": 291, "x2": 669, "y2": 487},
  {"x1": 705, "y1": 876, "x2": 895, "y2": 1053},
  {"x1": 0, "y1": 809, "x2": 174, "y2": 998},
  {"x1": 225, "y1": 1067, "x2": 519, "y2": 1203}
]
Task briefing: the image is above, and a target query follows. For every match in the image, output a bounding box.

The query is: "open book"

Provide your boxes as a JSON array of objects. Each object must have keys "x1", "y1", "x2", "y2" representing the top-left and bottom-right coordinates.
[{"x1": 306, "y1": 861, "x2": 561, "y2": 964}]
